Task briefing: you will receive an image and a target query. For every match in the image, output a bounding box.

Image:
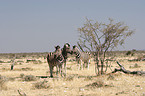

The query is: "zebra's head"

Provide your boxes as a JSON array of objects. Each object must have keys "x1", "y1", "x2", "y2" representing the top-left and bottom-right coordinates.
[
  {"x1": 55, "y1": 45, "x2": 61, "y2": 50},
  {"x1": 63, "y1": 43, "x2": 71, "y2": 52},
  {"x1": 62, "y1": 43, "x2": 72, "y2": 59},
  {"x1": 72, "y1": 45, "x2": 81, "y2": 58}
]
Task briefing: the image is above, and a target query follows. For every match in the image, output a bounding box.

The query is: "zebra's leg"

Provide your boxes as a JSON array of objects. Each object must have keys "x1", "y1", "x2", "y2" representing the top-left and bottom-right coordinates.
[
  {"x1": 77, "y1": 59, "x2": 80, "y2": 70},
  {"x1": 80, "y1": 59, "x2": 83, "y2": 70},
  {"x1": 56, "y1": 65, "x2": 59, "y2": 77},
  {"x1": 87, "y1": 59, "x2": 90, "y2": 70},
  {"x1": 83, "y1": 61, "x2": 87, "y2": 69},
  {"x1": 83, "y1": 62, "x2": 85, "y2": 69},
  {"x1": 49, "y1": 65, "x2": 54, "y2": 78},
  {"x1": 63, "y1": 60, "x2": 66, "y2": 76},
  {"x1": 77, "y1": 60, "x2": 81, "y2": 70},
  {"x1": 59, "y1": 64, "x2": 63, "y2": 77}
]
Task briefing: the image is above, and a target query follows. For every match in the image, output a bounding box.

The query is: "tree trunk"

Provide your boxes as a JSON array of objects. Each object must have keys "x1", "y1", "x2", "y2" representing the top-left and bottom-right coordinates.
[
  {"x1": 101, "y1": 59, "x2": 104, "y2": 74},
  {"x1": 95, "y1": 60, "x2": 99, "y2": 75},
  {"x1": 112, "y1": 61, "x2": 145, "y2": 75}
]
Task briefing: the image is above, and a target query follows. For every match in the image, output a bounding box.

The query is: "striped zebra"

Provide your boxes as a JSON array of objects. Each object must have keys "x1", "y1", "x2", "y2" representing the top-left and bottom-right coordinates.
[
  {"x1": 61, "y1": 43, "x2": 72, "y2": 74},
  {"x1": 72, "y1": 45, "x2": 91, "y2": 70},
  {"x1": 47, "y1": 45, "x2": 64, "y2": 78},
  {"x1": 47, "y1": 43, "x2": 72, "y2": 78}
]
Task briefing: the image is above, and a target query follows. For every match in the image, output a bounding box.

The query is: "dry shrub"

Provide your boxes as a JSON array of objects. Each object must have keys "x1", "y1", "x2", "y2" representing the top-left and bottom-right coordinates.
[
  {"x1": 2, "y1": 67, "x2": 6, "y2": 71},
  {"x1": 0, "y1": 60, "x2": 5, "y2": 63},
  {"x1": 126, "y1": 51, "x2": 134, "y2": 56},
  {"x1": 66, "y1": 66, "x2": 72, "y2": 70},
  {"x1": 84, "y1": 76, "x2": 93, "y2": 81},
  {"x1": 21, "y1": 67, "x2": 33, "y2": 71},
  {"x1": 37, "y1": 60, "x2": 42, "y2": 64},
  {"x1": 0, "y1": 75, "x2": 7, "y2": 90},
  {"x1": 85, "y1": 80, "x2": 105, "y2": 88},
  {"x1": 112, "y1": 73, "x2": 122, "y2": 77},
  {"x1": 20, "y1": 73, "x2": 25, "y2": 78},
  {"x1": 1, "y1": 67, "x2": 33, "y2": 71},
  {"x1": 85, "y1": 79, "x2": 113, "y2": 88},
  {"x1": 33, "y1": 80, "x2": 50, "y2": 89},
  {"x1": 134, "y1": 63, "x2": 140, "y2": 68},
  {"x1": 64, "y1": 75, "x2": 75, "y2": 81},
  {"x1": 23, "y1": 75, "x2": 37, "y2": 81},
  {"x1": 17, "y1": 60, "x2": 24, "y2": 63},
  {"x1": 17, "y1": 89, "x2": 27, "y2": 96},
  {"x1": 26, "y1": 59, "x2": 36, "y2": 63},
  {"x1": 129, "y1": 63, "x2": 141, "y2": 68},
  {"x1": 8, "y1": 77, "x2": 15, "y2": 81},
  {"x1": 107, "y1": 75, "x2": 115, "y2": 80},
  {"x1": 115, "y1": 91, "x2": 128, "y2": 95},
  {"x1": 19, "y1": 73, "x2": 37, "y2": 81},
  {"x1": 26, "y1": 59, "x2": 42, "y2": 64}
]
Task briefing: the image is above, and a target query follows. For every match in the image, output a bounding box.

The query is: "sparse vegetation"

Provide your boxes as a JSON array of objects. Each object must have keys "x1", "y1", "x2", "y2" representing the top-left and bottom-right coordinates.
[
  {"x1": 85, "y1": 79, "x2": 106, "y2": 88},
  {"x1": 107, "y1": 75, "x2": 115, "y2": 80},
  {"x1": 33, "y1": 80, "x2": 50, "y2": 89},
  {"x1": 129, "y1": 63, "x2": 141, "y2": 68},
  {"x1": 21, "y1": 67, "x2": 33, "y2": 71},
  {"x1": 77, "y1": 18, "x2": 134, "y2": 75},
  {"x1": 0, "y1": 75, "x2": 8, "y2": 90},
  {"x1": 84, "y1": 76, "x2": 93, "y2": 81},
  {"x1": 0, "y1": 60, "x2": 5, "y2": 63},
  {"x1": 0, "y1": 51, "x2": 145, "y2": 95},
  {"x1": 23, "y1": 75, "x2": 37, "y2": 81},
  {"x1": 126, "y1": 49, "x2": 136, "y2": 56},
  {"x1": 64, "y1": 75, "x2": 75, "y2": 81}
]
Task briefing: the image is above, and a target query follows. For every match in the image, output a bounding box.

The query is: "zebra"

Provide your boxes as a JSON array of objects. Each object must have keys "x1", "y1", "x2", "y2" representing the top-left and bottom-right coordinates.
[
  {"x1": 72, "y1": 45, "x2": 91, "y2": 70},
  {"x1": 47, "y1": 45, "x2": 64, "y2": 78},
  {"x1": 61, "y1": 43, "x2": 72, "y2": 74},
  {"x1": 47, "y1": 43, "x2": 72, "y2": 78}
]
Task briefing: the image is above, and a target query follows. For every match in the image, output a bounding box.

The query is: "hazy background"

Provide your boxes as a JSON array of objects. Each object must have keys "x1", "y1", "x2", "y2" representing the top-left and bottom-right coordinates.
[{"x1": 0, "y1": 0, "x2": 145, "y2": 53}]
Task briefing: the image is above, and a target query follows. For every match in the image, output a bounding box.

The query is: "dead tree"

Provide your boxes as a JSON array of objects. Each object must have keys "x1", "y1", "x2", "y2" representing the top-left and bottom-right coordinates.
[
  {"x1": 112, "y1": 61, "x2": 145, "y2": 75},
  {"x1": 77, "y1": 18, "x2": 134, "y2": 75},
  {"x1": 17, "y1": 89, "x2": 27, "y2": 96}
]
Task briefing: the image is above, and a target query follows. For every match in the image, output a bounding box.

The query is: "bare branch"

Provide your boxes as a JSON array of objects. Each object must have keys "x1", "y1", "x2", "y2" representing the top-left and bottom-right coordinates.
[{"x1": 78, "y1": 18, "x2": 135, "y2": 75}]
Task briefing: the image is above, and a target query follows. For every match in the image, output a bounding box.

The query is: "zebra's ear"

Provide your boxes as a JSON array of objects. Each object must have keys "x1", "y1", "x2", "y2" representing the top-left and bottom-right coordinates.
[
  {"x1": 55, "y1": 45, "x2": 60, "y2": 50},
  {"x1": 55, "y1": 46, "x2": 57, "y2": 49},
  {"x1": 65, "y1": 43, "x2": 70, "y2": 47},
  {"x1": 67, "y1": 43, "x2": 70, "y2": 47},
  {"x1": 73, "y1": 45, "x2": 77, "y2": 49}
]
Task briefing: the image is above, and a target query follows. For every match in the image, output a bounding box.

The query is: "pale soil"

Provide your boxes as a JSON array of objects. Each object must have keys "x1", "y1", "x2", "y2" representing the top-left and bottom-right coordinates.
[{"x1": 0, "y1": 54, "x2": 145, "y2": 96}]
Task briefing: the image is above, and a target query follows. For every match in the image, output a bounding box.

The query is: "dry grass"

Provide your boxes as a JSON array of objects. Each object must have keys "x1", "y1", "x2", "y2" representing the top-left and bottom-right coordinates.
[
  {"x1": 0, "y1": 52, "x2": 145, "y2": 96},
  {"x1": 0, "y1": 75, "x2": 8, "y2": 90},
  {"x1": 33, "y1": 80, "x2": 50, "y2": 89},
  {"x1": 22, "y1": 75, "x2": 37, "y2": 81}
]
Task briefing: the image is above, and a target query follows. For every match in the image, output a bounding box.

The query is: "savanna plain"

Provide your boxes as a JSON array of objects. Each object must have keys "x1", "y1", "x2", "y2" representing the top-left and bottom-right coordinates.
[{"x1": 0, "y1": 51, "x2": 145, "y2": 96}]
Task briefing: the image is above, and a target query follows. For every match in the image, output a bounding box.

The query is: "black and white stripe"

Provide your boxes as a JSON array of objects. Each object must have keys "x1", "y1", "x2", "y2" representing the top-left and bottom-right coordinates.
[
  {"x1": 72, "y1": 45, "x2": 91, "y2": 70},
  {"x1": 47, "y1": 46, "x2": 64, "y2": 78}
]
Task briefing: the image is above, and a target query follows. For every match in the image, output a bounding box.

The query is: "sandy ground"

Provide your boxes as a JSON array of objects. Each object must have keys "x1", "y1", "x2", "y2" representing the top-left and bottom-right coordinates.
[{"x1": 0, "y1": 53, "x2": 145, "y2": 96}]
